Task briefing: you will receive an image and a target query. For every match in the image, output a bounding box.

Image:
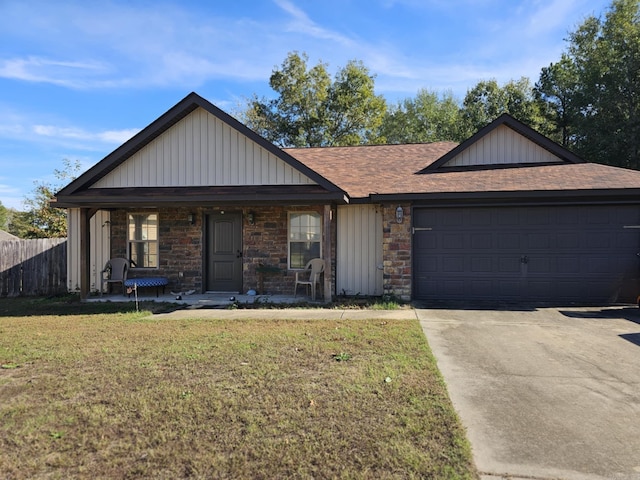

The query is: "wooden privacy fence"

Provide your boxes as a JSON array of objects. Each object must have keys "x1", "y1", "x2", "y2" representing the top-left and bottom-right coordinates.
[{"x1": 0, "y1": 239, "x2": 67, "y2": 297}]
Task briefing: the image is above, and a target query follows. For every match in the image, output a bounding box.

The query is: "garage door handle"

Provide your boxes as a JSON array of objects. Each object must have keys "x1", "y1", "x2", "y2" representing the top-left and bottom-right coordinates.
[{"x1": 520, "y1": 256, "x2": 529, "y2": 264}]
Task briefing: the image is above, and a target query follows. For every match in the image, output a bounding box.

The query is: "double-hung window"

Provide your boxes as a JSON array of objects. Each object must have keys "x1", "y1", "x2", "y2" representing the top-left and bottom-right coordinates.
[
  {"x1": 288, "y1": 212, "x2": 321, "y2": 269},
  {"x1": 128, "y1": 212, "x2": 158, "y2": 268}
]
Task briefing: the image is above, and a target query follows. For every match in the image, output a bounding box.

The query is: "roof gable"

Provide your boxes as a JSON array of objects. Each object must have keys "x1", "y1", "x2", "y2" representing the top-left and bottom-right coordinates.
[
  {"x1": 57, "y1": 92, "x2": 342, "y2": 197},
  {"x1": 419, "y1": 113, "x2": 584, "y2": 173}
]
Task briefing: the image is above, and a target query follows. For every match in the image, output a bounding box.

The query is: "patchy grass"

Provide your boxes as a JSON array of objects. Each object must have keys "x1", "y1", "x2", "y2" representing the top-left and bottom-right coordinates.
[
  {"x1": 0, "y1": 298, "x2": 477, "y2": 479},
  {"x1": 235, "y1": 294, "x2": 411, "y2": 310},
  {"x1": 0, "y1": 294, "x2": 181, "y2": 317}
]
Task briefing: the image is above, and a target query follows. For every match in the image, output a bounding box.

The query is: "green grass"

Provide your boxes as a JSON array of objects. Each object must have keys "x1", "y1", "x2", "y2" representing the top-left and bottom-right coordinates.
[{"x1": 0, "y1": 297, "x2": 477, "y2": 479}]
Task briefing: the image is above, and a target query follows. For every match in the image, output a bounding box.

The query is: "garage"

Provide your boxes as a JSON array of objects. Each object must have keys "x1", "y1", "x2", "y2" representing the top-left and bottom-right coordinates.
[{"x1": 413, "y1": 204, "x2": 640, "y2": 304}]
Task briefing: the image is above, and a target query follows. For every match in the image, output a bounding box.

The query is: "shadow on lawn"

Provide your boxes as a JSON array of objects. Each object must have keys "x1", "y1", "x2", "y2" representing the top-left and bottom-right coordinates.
[{"x1": 0, "y1": 295, "x2": 184, "y2": 317}]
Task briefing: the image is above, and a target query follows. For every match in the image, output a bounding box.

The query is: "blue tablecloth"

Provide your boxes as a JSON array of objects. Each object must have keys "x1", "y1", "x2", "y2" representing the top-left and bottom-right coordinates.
[{"x1": 124, "y1": 277, "x2": 168, "y2": 297}]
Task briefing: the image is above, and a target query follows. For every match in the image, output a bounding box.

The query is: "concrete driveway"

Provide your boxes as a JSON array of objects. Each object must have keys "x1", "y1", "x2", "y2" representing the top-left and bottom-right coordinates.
[{"x1": 416, "y1": 306, "x2": 640, "y2": 480}]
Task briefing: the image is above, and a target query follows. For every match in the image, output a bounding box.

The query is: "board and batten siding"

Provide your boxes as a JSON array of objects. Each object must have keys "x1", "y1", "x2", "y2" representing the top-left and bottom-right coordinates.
[
  {"x1": 67, "y1": 209, "x2": 111, "y2": 293},
  {"x1": 93, "y1": 108, "x2": 316, "y2": 188},
  {"x1": 443, "y1": 124, "x2": 562, "y2": 167},
  {"x1": 336, "y1": 205, "x2": 383, "y2": 296}
]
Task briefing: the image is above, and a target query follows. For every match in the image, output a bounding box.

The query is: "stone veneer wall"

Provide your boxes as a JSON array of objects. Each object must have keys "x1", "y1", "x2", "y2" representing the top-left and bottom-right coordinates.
[
  {"x1": 382, "y1": 203, "x2": 412, "y2": 300},
  {"x1": 108, "y1": 205, "x2": 336, "y2": 296}
]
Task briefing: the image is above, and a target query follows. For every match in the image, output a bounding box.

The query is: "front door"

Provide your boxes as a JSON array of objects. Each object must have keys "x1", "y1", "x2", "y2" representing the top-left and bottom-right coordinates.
[{"x1": 205, "y1": 213, "x2": 242, "y2": 292}]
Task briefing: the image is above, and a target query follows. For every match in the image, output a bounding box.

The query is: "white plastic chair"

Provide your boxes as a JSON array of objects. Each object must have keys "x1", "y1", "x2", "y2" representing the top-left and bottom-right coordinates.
[{"x1": 294, "y1": 258, "x2": 325, "y2": 301}]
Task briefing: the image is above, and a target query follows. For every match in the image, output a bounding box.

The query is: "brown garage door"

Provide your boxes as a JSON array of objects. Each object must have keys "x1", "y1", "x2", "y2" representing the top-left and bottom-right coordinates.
[{"x1": 413, "y1": 205, "x2": 640, "y2": 304}]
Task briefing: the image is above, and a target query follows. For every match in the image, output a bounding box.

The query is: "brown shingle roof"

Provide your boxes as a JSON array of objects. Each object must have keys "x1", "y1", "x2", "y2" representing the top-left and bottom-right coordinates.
[{"x1": 286, "y1": 143, "x2": 640, "y2": 199}]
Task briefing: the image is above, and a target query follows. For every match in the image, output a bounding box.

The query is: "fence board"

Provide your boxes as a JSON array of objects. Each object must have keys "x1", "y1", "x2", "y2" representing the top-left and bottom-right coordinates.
[{"x1": 0, "y1": 239, "x2": 67, "y2": 297}]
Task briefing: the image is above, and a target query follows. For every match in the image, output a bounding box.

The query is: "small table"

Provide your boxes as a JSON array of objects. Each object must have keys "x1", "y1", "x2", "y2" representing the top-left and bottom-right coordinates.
[{"x1": 124, "y1": 277, "x2": 169, "y2": 297}]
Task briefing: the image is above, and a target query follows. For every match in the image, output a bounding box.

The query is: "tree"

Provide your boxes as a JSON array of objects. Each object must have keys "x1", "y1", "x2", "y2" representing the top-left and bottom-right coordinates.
[
  {"x1": 536, "y1": 0, "x2": 640, "y2": 168},
  {"x1": 380, "y1": 89, "x2": 465, "y2": 144},
  {"x1": 0, "y1": 201, "x2": 7, "y2": 231},
  {"x1": 9, "y1": 159, "x2": 81, "y2": 238},
  {"x1": 534, "y1": 54, "x2": 580, "y2": 146},
  {"x1": 243, "y1": 52, "x2": 386, "y2": 147},
  {"x1": 460, "y1": 77, "x2": 545, "y2": 138}
]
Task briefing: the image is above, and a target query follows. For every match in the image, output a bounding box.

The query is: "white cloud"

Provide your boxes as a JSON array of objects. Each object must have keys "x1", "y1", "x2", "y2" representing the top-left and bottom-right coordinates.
[
  {"x1": 0, "y1": 56, "x2": 110, "y2": 88},
  {"x1": 32, "y1": 124, "x2": 140, "y2": 146},
  {"x1": 0, "y1": 108, "x2": 139, "y2": 151},
  {"x1": 0, "y1": 182, "x2": 26, "y2": 210}
]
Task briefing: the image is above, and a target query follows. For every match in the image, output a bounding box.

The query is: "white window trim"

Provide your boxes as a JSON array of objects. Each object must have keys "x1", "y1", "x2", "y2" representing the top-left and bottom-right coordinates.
[
  {"x1": 127, "y1": 211, "x2": 159, "y2": 269},
  {"x1": 288, "y1": 211, "x2": 322, "y2": 270}
]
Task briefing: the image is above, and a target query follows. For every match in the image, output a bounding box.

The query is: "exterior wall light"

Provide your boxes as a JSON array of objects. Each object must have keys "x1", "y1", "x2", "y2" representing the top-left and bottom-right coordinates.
[
  {"x1": 188, "y1": 213, "x2": 196, "y2": 225},
  {"x1": 396, "y1": 205, "x2": 404, "y2": 224},
  {"x1": 247, "y1": 212, "x2": 255, "y2": 225}
]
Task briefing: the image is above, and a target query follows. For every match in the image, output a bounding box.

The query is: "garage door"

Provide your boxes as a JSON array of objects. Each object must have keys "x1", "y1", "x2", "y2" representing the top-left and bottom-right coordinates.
[{"x1": 413, "y1": 205, "x2": 640, "y2": 304}]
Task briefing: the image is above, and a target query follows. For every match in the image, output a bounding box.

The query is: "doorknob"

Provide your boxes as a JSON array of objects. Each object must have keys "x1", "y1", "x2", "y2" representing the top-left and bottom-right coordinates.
[{"x1": 236, "y1": 250, "x2": 243, "y2": 258}]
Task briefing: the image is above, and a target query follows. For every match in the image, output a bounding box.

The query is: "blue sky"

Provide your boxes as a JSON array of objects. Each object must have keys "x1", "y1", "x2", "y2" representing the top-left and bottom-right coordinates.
[{"x1": 0, "y1": 0, "x2": 611, "y2": 210}]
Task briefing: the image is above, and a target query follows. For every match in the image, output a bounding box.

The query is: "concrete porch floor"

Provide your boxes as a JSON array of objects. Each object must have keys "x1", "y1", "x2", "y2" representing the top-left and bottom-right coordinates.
[{"x1": 86, "y1": 290, "x2": 317, "y2": 309}]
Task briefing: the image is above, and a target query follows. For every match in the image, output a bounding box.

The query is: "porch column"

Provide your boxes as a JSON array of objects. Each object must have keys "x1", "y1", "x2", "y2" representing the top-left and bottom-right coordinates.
[
  {"x1": 79, "y1": 208, "x2": 91, "y2": 300},
  {"x1": 323, "y1": 204, "x2": 332, "y2": 302}
]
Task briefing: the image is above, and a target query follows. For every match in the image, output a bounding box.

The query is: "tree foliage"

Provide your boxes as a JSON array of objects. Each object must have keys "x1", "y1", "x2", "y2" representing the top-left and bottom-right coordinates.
[
  {"x1": 536, "y1": 0, "x2": 640, "y2": 168},
  {"x1": 461, "y1": 77, "x2": 545, "y2": 138},
  {"x1": 243, "y1": 52, "x2": 386, "y2": 147},
  {"x1": 380, "y1": 89, "x2": 465, "y2": 144},
  {"x1": 0, "y1": 202, "x2": 7, "y2": 231},
  {"x1": 8, "y1": 159, "x2": 81, "y2": 239}
]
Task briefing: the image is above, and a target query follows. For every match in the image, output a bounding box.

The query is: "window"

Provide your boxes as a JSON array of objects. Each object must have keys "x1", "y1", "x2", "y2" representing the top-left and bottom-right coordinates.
[
  {"x1": 289, "y1": 212, "x2": 321, "y2": 269},
  {"x1": 128, "y1": 213, "x2": 158, "y2": 268}
]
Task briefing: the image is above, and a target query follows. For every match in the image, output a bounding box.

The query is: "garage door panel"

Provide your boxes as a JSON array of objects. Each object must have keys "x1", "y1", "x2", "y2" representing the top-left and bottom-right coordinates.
[
  {"x1": 557, "y1": 257, "x2": 581, "y2": 273},
  {"x1": 525, "y1": 280, "x2": 552, "y2": 298},
  {"x1": 587, "y1": 233, "x2": 611, "y2": 248},
  {"x1": 497, "y1": 211, "x2": 520, "y2": 226},
  {"x1": 527, "y1": 233, "x2": 551, "y2": 249},
  {"x1": 443, "y1": 233, "x2": 464, "y2": 248},
  {"x1": 415, "y1": 256, "x2": 438, "y2": 272},
  {"x1": 443, "y1": 210, "x2": 464, "y2": 226},
  {"x1": 470, "y1": 209, "x2": 493, "y2": 226},
  {"x1": 498, "y1": 257, "x2": 519, "y2": 273},
  {"x1": 471, "y1": 279, "x2": 492, "y2": 295},
  {"x1": 498, "y1": 279, "x2": 520, "y2": 297},
  {"x1": 528, "y1": 256, "x2": 552, "y2": 274},
  {"x1": 556, "y1": 209, "x2": 581, "y2": 224},
  {"x1": 526, "y1": 209, "x2": 550, "y2": 225},
  {"x1": 586, "y1": 256, "x2": 617, "y2": 274},
  {"x1": 498, "y1": 233, "x2": 520, "y2": 249},
  {"x1": 557, "y1": 233, "x2": 580, "y2": 249},
  {"x1": 471, "y1": 233, "x2": 492, "y2": 248},
  {"x1": 587, "y1": 210, "x2": 611, "y2": 224},
  {"x1": 414, "y1": 205, "x2": 640, "y2": 303},
  {"x1": 442, "y1": 257, "x2": 464, "y2": 272},
  {"x1": 471, "y1": 257, "x2": 492, "y2": 272}
]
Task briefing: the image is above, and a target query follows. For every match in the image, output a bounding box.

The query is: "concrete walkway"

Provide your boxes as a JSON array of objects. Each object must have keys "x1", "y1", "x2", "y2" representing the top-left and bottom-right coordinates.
[
  {"x1": 154, "y1": 306, "x2": 418, "y2": 321},
  {"x1": 416, "y1": 307, "x2": 640, "y2": 480}
]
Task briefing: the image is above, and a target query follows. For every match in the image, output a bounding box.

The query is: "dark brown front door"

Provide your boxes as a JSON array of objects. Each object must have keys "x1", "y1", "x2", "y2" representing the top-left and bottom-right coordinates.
[{"x1": 205, "y1": 213, "x2": 242, "y2": 292}]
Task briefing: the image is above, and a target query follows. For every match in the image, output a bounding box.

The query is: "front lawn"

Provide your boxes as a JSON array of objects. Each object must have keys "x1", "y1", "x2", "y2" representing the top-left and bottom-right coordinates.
[{"x1": 0, "y1": 297, "x2": 477, "y2": 479}]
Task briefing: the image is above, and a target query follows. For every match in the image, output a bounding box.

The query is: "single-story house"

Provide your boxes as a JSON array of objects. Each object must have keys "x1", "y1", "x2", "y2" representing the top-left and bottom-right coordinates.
[{"x1": 53, "y1": 92, "x2": 640, "y2": 304}]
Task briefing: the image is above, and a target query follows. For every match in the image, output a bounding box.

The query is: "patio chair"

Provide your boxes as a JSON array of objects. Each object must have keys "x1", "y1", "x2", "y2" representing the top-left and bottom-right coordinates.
[
  {"x1": 294, "y1": 258, "x2": 325, "y2": 301},
  {"x1": 100, "y1": 258, "x2": 129, "y2": 295}
]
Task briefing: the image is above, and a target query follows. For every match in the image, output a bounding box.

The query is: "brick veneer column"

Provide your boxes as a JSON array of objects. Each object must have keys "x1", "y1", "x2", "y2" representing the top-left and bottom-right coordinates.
[{"x1": 382, "y1": 203, "x2": 412, "y2": 300}]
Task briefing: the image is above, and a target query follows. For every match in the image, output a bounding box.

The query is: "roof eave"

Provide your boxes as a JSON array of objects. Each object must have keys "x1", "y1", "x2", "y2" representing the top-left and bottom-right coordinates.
[{"x1": 369, "y1": 188, "x2": 640, "y2": 204}]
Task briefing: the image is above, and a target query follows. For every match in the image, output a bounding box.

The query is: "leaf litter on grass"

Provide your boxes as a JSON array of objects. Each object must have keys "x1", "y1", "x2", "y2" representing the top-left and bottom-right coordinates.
[{"x1": 0, "y1": 305, "x2": 477, "y2": 479}]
